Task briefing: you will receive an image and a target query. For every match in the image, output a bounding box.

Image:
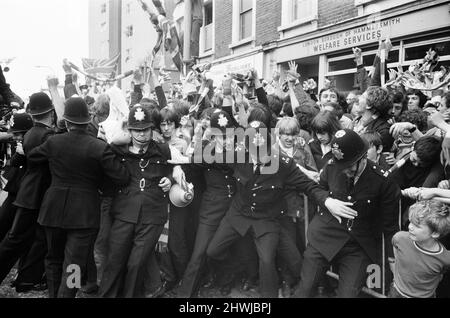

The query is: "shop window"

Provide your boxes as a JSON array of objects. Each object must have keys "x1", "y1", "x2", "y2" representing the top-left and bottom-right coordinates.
[{"x1": 404, "y1": 41, "x2": 450, "y2": 62}]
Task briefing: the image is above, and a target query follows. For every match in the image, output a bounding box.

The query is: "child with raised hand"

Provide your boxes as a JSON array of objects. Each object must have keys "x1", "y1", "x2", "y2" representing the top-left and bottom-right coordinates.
[{"x1": 389, "y1": 200, "x2": 450, "y2": 298}]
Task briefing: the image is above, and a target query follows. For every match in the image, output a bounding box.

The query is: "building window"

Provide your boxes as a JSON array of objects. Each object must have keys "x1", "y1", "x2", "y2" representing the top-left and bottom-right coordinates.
[
  {"x1": 125, "y1": 25, "x2": 133, "y2": 37},
  {"x1": 281, "y1": 0, "x2": 318, "y2": 26},
  {"x1": 292, "y1": 0, "x2": 315, "y2": 22},
  {"x1": 239, "y1": 0, "x2": 253, "y2": 40},
  {"x1": 201, "y1": 1, "x2": 213, "y2": 53},
  {"x1": 101, "y1": 3, "x2": 107, "y2": 14}
]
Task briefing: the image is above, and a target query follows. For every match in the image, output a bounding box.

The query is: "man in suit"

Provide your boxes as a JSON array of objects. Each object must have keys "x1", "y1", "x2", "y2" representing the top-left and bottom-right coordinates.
[
  {"x1": 0, "y1": 92, "x2": 56, "y2": 290},
  {"x1": 294, "y1": 129, "x2": 400, "y2": 298},
  {"x1": 27, "y1": 97, "x2": 130, "y2": 298}
]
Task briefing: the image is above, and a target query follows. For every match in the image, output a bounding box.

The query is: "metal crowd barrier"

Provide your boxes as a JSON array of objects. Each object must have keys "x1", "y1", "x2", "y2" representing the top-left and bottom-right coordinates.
[{"x1": 302, "y1": 195, "x2": 403, "y2": 298}]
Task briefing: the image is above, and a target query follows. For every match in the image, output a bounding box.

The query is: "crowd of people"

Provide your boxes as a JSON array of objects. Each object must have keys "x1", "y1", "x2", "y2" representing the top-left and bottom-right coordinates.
[{"x1": 0, "y1": 38, "x2": 450, "y2": 299}]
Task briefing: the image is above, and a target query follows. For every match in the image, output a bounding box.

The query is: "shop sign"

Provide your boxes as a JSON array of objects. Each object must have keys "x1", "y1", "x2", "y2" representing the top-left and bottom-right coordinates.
[{"x1": 277, "y1": 4, "x2": 450, "y2": 62}]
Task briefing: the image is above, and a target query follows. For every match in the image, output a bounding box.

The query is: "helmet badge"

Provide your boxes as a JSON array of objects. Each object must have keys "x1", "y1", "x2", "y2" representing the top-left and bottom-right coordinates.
[
  {"x1": 134, "y1": 108, "x2": 145, "y2": 121},
  {"x1": 218, "y1": 114, "x2": 228, "y2": 127}
]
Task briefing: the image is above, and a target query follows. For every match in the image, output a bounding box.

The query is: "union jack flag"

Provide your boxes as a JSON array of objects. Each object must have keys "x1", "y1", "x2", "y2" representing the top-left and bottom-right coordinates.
[{"x1": 81, "y1": 53, "x2": 120, "y2": 77}]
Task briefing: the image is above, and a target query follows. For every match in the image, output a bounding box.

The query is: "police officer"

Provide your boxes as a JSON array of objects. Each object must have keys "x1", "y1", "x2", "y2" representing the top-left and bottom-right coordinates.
[
  {"x1": 176, "y1": 110, "x2": 238, "y2": 297},
  {"x1": 0, "y1": 93, "x2": 56, "y2": 289},
  {"x1": 295, "y1": 129, "x2": 400, "y2": 298},
  {"x1": 99, "y1": 105, "x2": 184, "y2": 298},
  {"x1": 27, "y1": 97, "x2": 130, "y2": 298},
  {"x1": 0, "y1": 112, "x2": 33, "y2": 241},
  {"x1": 170, "y1": 120, "x2": 353, "y2": 297}
]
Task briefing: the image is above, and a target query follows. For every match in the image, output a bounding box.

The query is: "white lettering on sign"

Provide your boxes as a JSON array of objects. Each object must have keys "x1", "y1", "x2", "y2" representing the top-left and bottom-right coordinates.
[{"x1": 303, "y1": 18, "x2": 401, "y2": 54}]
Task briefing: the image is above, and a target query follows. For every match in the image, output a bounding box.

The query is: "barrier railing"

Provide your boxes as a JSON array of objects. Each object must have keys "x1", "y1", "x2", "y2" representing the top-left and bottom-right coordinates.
[{"x1": 302, "y1": 195, "x2": 403, "y2": 298}]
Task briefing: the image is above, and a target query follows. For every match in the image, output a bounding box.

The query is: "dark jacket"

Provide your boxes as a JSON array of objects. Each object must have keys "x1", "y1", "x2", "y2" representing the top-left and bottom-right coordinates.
[
  {"x1": 308, "y1": 160, "x2": 400, "y2": 263},
  {"x1": 191, "y1": 141, "x2": 236, "y2": 226},
  {"x1": 3, "y1": 153, "x2": 27, "y2": 195},
  {"x1": 225, "y1": 150, "x2": 329, "y2": 238},
  {"x1": 13, "y1": 123, "x2": 55, "y2": 210},
  {"x1": 28, "y1": 129, "x2": 130, "y2": 229},
  {"x1": 110, "y1": 141, "x2": 173, "y2": 226},
  {"x1": 309, "y1": 139, "x2": 333, "y2": 171},
  {"x1": 365, "y1": 117, "x2": 394, "y2": 152}
]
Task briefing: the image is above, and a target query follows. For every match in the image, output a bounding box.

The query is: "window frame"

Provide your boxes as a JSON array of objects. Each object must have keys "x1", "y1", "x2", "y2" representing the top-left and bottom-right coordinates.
[
  {"x1": 279, "y1": 0, "x2": 318, "y2": 32},
  {"x1": 199, "y1": 0, "x2": 215, "y2": 56},
  {"x1": 230, "y1": 0, "x2": 256, "y2": 48}
]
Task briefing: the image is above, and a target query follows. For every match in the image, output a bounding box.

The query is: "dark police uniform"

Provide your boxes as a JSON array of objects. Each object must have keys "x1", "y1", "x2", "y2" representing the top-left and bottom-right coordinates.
[
  {"x1": 27, "y1": 127, "x2": 129, "y2": 298},
  {"x1": 296, "y1": 130, "x2": 400, "y2": 298},
  {"x1": 99, "y1": 141, "x2": 174, "y2": 298},
  {"x1": 25, "y1": 97, "x2": 129, "y2": 298},
  {"x1": 177, "y1": 140, "x2": 237, "y2": 297},
  {"x1": 0, "y1": 122, "x2": 54, "y2": 285},
  {"x1": 206, "y1": 149, "x2": 329, "y2": 297}
]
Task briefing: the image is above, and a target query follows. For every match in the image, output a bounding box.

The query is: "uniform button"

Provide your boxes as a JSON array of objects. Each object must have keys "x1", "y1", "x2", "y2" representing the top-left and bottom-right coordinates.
[
  {"x1": 254, "y1": 184, "x2": 258, "y2": 187},
  {"x1": 373, "y1": 166, "x2": 376, "y2": 169},
  {"x1": 237, "y1": 178, "x2": 240, "y2": 182},
  {"x1": 253, "y1": 193, "x2": 256, "y2": 197},
  {"x1": 271, "y1": 186, "x2": 275, "y2": 189},
  {"x1": 140, "y1": 159, "x2": 144, "y2": 162},
  {"x1": 225, "y1": 176, "x2": 228, "y2": 179},
  {"x1": 157, "y1": 161, "x2": 160, "y2": 164},
  {"x1": 320, "y1": 212, "x2": 323, "y2": 215},
  {"x1": 140, "y1": 189, "x2": 144, "y2": 192},
  {"x1": 252, "y1": 203, "x2": 256, "y2": 206},
  {"x1": 330, "y1": 191, "x2": 333, "y2": 195},
  {"x1": 347, "y1": 196, "x2": 352, "y2": 200},
  {"x1": 208, "y1": 168, "x2": 211, "y2": 171},
  {"x1": 367, "y1": 199, "x2": 371, "y2": 203},
  {"x1": 228, "y1": 195, "x2": 231, "y2": 198}
]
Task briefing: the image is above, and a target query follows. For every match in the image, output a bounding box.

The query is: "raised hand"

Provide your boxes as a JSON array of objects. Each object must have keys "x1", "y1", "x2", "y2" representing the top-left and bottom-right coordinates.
[
  {"x1": 62, "y1": 59, "x2": 72, "y2": 74},
  {"x1": 389, "y1": 122, "x2": 415, "y2": 139},
  {"x1": 158, "y1": 69, "x2": 172, "y2": 84},
  {"x1": 47, "y1": 75, "x2": 59, "y2": 88},
  {"x1": 353, "y1": 47, "x2": 363, "y2": 65}
]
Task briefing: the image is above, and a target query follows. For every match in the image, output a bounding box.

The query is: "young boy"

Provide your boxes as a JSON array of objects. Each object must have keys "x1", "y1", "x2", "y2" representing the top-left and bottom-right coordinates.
[
  {"x1": 360, "y1": 131, "x2": 390, "y2": 171},
  {"x1": 389, "y1": 200, "x2": 450, "y2": 298},
  {"x1": 275, "y1": 117, "x2": 318, "y2": 296}
]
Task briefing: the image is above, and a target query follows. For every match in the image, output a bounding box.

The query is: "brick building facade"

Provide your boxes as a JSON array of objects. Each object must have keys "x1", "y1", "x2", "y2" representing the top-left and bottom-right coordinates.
[{"x1": 194, "y1": 0, "x2": 450, "y2": 94}]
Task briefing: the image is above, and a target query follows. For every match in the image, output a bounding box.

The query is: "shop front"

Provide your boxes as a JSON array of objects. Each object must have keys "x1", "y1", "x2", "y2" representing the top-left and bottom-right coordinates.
[{"x1": 275, "y1": 2, "x2": 450, "y2": 95}]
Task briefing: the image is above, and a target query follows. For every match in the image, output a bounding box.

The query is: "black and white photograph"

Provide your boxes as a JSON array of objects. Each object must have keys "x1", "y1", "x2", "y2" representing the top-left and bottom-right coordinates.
[{"x1": 0, "y1": 0, "x2": 450, "y2": 303}]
